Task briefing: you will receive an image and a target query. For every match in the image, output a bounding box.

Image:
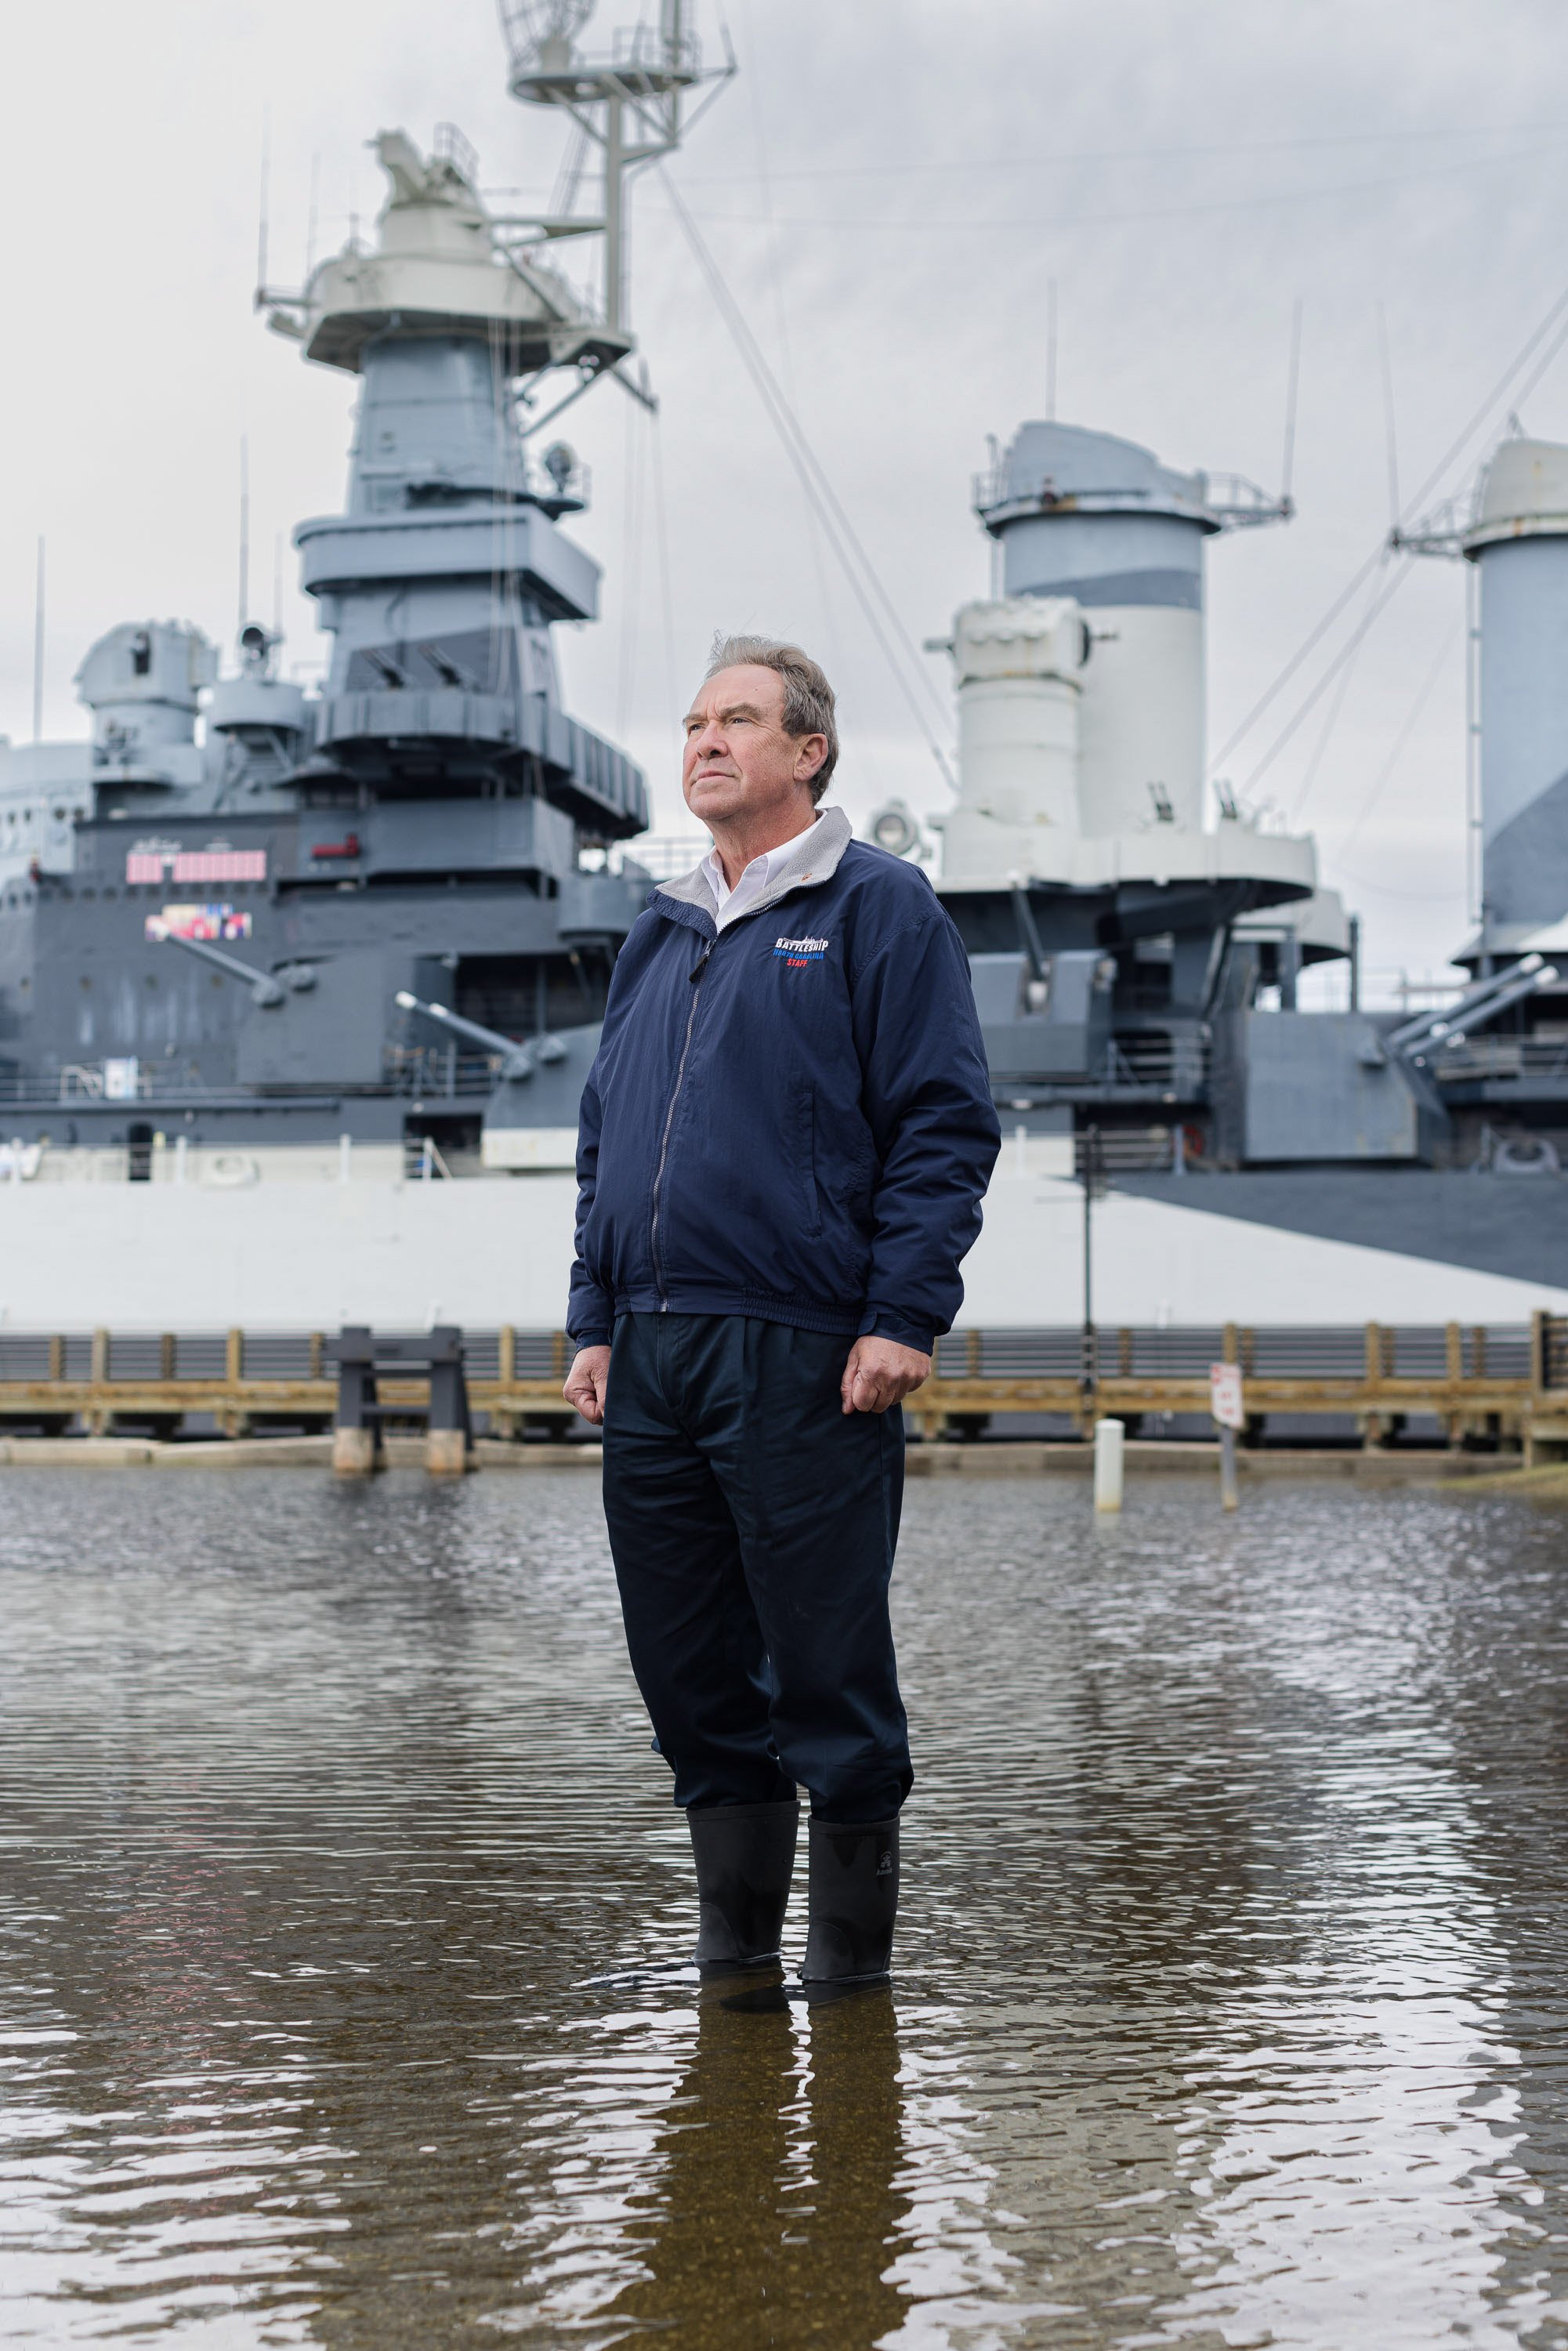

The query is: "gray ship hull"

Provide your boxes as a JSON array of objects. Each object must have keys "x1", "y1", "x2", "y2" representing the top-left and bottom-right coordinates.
[
  {"x1": 0, "y1": 1152, "x2": 1562, "y2": 1334},
  {"x1": 1113, "y1": 1168, "x2": 1568, "y2": 1294}
]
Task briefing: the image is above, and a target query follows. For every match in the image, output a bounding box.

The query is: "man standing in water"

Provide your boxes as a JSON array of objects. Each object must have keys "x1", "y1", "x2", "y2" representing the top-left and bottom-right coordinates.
[{"x1": 563, "y1": 636, "x2": 999, "y2": 1983}]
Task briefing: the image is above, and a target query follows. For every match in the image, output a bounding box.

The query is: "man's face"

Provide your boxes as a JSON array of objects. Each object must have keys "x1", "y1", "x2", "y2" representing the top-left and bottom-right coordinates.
[{"x1": 681, "y1": 664, "x2": 826, "y2": 827}]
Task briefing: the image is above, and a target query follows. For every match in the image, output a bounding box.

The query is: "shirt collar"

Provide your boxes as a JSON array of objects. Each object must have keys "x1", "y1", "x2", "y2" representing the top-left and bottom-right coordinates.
[
  {"x1": 701, "y1": 813, "x2": 822, "y2": 906},
  {"x1": 655, "y1": 806, "x2": 853, "y2": 923}
]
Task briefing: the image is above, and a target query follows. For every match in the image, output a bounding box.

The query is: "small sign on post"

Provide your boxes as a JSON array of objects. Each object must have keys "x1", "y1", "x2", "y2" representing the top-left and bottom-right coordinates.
[
  {"x1": 1209, "y1": 1361, "x2": 1244, "y2": 1512},
  {"x1": 1093, "y1": 1416, "x2": 1124, "y2": 1512}
]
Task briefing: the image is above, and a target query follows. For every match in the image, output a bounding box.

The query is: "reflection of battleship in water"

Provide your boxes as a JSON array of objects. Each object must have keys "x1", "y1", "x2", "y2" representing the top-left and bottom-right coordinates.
[{"x1": 0, "y1": 0, "x2": 1566, "y2": 1329}]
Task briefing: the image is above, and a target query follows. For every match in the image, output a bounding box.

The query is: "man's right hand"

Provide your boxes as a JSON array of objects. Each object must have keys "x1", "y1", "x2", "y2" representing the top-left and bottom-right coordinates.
[{"x1": 563, "y1": 1345, "x2": 613, "y2": 1426}]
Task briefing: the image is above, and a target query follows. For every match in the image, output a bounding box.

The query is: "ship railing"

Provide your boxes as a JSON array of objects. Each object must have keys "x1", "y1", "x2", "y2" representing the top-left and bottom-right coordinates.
[
  {"x1": 1431, "y1": 1036, "x2": 1568, "y2": 1082},
  {"x1": 1099, "y1": 1035, "x2": 1211, "y2": 1089},
  {"x1": 609, "y1": 20, "x2": 702, "y2": 73},
  {"x1": 1072, "y1": 1125, "x2": 1181, "y2": 1175},
  {"x1": 1200, "y1": 472, "x2": 1294, "y2": 527},
  {"x1": 0, "y1": 1070, "x2": 310, "y2": 1107},
  {"x1": 382, "y1": 1045, "x2": 503, "y2": 1099},
  {"x1": 0, "y1": 1051, "x2": 523, "y2": 1108},
  {"x1": 603, "y1": 833, "x2": 711, "y2": 881},
  {"x1": 969, "y1": 465, "x2": 1223, "y2": 520},
  {"x1": 0, "y1": 1320, "x2": 1553, "y2": 1454},
  {"x1": 0, "y1": 1070, "x2": 504, "y2": 1109},
  {"x1": 432, "y1": 121, "x2": 480, "y2": 187},
  {"x1": 23, "y1": 1065, "x2": 135, "y2": 1103}
]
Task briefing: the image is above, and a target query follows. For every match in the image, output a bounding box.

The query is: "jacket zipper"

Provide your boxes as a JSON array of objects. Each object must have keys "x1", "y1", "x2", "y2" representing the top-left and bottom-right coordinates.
[{"x1": 650, "y1": 939, "x2": 712, "y2": 1310}]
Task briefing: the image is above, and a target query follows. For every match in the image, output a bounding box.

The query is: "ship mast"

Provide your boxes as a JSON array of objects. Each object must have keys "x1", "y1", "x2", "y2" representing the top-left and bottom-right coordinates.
[{"x1": 496, "y1": 0, "x2": 733, "y2": 351}]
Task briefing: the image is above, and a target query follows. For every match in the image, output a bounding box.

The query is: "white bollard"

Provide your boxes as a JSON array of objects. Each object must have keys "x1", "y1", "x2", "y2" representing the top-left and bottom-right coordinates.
[{"x1": 1093, "y1": 1417, "x2": 1125, "y2": 1512}]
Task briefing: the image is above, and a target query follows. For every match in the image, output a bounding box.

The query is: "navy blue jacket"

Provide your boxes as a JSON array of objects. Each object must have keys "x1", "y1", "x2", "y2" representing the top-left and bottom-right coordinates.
[{"x1": 567, "y1": 809, "x2": 1001, "y2": 1353}]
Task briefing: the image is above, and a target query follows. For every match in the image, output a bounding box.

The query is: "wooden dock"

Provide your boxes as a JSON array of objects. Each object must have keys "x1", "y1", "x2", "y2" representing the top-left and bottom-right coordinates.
[{"x1": 1, "y1": 1317, "x2": 1566, "y2": 1456}]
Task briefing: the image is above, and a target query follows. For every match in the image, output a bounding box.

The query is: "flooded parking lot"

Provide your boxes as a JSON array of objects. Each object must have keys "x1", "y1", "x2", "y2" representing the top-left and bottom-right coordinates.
[{"x1": 2, "y1": 1466, "x2": 1567, "y2": 2348}]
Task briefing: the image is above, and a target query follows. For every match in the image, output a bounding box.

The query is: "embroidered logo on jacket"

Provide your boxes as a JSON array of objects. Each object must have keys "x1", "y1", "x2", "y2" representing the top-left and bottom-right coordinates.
[{"x1": 774, "y1": 935, "x2": 829, "y2": 966}]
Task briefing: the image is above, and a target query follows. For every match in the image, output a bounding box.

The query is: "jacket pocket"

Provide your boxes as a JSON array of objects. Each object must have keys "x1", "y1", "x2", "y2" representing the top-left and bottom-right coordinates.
[{"x1": 798, "y1": 1085, "x2": 823, "y2": 1238}]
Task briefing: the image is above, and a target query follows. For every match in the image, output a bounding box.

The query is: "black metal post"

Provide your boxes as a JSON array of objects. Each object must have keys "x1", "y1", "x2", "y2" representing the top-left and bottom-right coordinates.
[
  {"x1": 1080, "y1": 1124, "x2": 1100, "y2": 1405},
  {"x1": 332, "y1": 1324, "x2": 382, "y2": 1465},
  {"x1": 426, "y1": 1325, "x2": 472, "y2": 1442}
]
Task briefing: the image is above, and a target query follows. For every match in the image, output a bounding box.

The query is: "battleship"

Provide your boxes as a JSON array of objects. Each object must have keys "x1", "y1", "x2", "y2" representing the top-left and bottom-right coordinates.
[{"x1": 0, "y1": 0, "x2": 1566, "y2": 1335}]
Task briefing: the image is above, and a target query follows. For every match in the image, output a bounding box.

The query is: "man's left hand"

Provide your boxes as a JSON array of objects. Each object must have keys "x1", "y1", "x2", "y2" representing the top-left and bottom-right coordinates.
[{"x1": 841, "y1": 1335, "x2": 931, "y2": 1415}]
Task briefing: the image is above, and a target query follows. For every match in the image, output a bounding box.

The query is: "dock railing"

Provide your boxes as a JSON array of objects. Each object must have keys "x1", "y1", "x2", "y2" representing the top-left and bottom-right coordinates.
[{"x1": 0, "y1": 1319, "x2": 1565, "y2": 1454}]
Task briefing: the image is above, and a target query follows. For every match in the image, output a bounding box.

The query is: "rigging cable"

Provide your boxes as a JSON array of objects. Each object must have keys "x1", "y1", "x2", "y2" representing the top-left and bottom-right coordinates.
[
  {"x1": 670, "y1": 121, "x2": 1568, "y2": 183},
  {"x1": 657, "y1": 169, "x2": 958, "y2": 790},
  {"x1": 1284, "y1": 571, "x2": 1378, "y2": 820},
  {"x1": 1332, "y1": 614, "x2": 1463, "y2": 874},
  {"x1": 1209, "y1": 271, "x2": 1568, "y2": 784},
  {"x1": 1249, "y1": 560, "x2": 1414, "y2": 807},
  {"x1": 1255, "y1": 292, "x2": 1568, "y2": 816},
  {"x1": 686, "y1": 141, "x2": 1562, "y2": 235}
]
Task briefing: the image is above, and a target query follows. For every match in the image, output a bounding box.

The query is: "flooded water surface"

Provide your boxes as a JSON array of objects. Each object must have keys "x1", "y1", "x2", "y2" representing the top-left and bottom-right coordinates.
[{"x1": 2, "y1": 1466, "x2": 1567, "y2": 2348}]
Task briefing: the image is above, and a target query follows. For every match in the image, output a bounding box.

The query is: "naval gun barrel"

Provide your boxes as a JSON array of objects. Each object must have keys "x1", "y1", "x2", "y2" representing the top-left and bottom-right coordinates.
[
  {"x1": 153, "y1": 923, "x2": 317, "y2": 1009},
  {"x1": 1009, "y1": 882, "x2": 1049, "y2": 986},
  {"x1": 394, "y1": 990, "x2": 567, "y2": 1080},
  {"x1": 1388, "y1": 953, "x2": 1554, "y2": 1056}
]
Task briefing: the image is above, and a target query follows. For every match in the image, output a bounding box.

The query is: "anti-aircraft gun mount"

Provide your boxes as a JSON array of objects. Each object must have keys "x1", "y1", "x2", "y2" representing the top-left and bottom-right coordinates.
[
  {"x1": 396, "y1": 987, "x2": 598, "y2": 1171},
  {"x1": 152, "y1": 922, "x2": 317, "y2": 1011}
]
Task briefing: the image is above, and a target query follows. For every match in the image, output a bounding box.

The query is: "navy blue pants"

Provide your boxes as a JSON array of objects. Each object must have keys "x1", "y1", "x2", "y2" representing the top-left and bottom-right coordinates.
[{"x1": 600, "y1": 1313, "x2": 911, "y2": 1824}]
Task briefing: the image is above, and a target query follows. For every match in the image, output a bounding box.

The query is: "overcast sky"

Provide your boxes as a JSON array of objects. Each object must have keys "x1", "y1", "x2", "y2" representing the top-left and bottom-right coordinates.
[{"x1": 4, "y1": 0, "x2": 1567, "y2": 995}]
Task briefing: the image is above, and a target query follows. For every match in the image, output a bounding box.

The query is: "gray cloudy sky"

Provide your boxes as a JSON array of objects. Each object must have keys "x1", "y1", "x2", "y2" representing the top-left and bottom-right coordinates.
[{"x1": 3, "y1": 0, "x2": 1567, "y2": 995}]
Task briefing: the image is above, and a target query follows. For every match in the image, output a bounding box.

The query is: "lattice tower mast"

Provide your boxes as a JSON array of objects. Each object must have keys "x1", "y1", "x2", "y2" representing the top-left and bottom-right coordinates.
[{"x1": 497, "y1": 0, "x2": 733, "y2": 346}]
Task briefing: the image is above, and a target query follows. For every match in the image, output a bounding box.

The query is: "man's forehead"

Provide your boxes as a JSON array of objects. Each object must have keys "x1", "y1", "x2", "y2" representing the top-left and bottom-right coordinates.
[{"x1": 685, "y1": 665, "x2": 786, "y2": 722}]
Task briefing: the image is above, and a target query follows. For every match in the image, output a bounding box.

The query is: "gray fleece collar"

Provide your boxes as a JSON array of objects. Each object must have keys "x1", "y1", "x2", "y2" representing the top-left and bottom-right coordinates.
[{"x1": 656, "y1": 806, "x2": 853, "y2": 921}]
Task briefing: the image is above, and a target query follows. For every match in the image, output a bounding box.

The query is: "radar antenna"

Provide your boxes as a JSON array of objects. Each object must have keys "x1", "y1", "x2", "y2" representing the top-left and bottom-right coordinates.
[{"x1": 495, "y1": 0, "x2": 733, "y2": 345}]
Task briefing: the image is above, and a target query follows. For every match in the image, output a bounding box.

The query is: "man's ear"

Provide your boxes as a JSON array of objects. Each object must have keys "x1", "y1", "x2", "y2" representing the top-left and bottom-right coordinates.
[{"x1": 795, "y1": 734, "x2": 828, "y2": 784}]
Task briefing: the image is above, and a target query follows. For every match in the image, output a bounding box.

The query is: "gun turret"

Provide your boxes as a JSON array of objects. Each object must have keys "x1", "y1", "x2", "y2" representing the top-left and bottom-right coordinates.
[
  {"x1": 154, "y1": 922, "x2": 317, "y2": 1009},
  {"x1": 393, "y1": 989, "x2": 567, "y2": 1081},
  {"x1": 1388, "y1": 953, "x2": 1557, "y2": 1062}
]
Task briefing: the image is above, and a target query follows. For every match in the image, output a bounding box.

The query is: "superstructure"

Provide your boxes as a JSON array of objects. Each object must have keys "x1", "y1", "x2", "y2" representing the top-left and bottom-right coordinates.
[{"x1": 1, "y1": 2, "x2": 1566, "y2": 1335}]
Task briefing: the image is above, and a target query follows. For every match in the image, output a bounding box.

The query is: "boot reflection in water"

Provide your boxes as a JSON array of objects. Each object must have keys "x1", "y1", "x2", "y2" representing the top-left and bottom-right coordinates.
[{"x1": 608, "y1": 1981, "x2": 904, "y2": 2349}]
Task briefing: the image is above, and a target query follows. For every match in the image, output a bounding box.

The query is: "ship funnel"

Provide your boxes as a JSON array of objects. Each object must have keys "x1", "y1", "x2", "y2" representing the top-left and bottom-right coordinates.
[
  {"x1": 1466, "y1": 436, "x2": 1568, "y2": 944},
  {"x1": 971, "y1": 423, "x2": 1289, "y2": 843},
  {"x1": 1401, "y1": 430, "x2": 1568, "y2": 949}
]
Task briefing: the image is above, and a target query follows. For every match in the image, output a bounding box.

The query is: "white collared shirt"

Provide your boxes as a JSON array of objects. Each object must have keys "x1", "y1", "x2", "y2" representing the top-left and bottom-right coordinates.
[{"x1": 701, "y1": 816, "x2": 822, "y2": 932}]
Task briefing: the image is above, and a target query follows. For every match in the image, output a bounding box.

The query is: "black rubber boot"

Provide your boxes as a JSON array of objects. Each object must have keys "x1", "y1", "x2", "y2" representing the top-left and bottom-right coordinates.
[
  {"x1": 801, "y1": 1814, "x2": 899, "y2": 1983},
  {"x1": 687, "y1": 1799, "x2": 799, "y2": 1967}
]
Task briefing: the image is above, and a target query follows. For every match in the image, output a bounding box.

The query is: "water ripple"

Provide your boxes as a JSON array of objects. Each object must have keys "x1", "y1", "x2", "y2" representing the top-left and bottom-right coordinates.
[{"x1": 2, "y1": 1469, "x2": 1566, "y2": 2346}]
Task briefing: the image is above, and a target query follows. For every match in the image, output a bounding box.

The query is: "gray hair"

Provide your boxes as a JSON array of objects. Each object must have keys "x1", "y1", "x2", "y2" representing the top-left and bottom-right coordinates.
[{"x1": 705, "y1": 632, "x2": 839, "y2": 802}]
